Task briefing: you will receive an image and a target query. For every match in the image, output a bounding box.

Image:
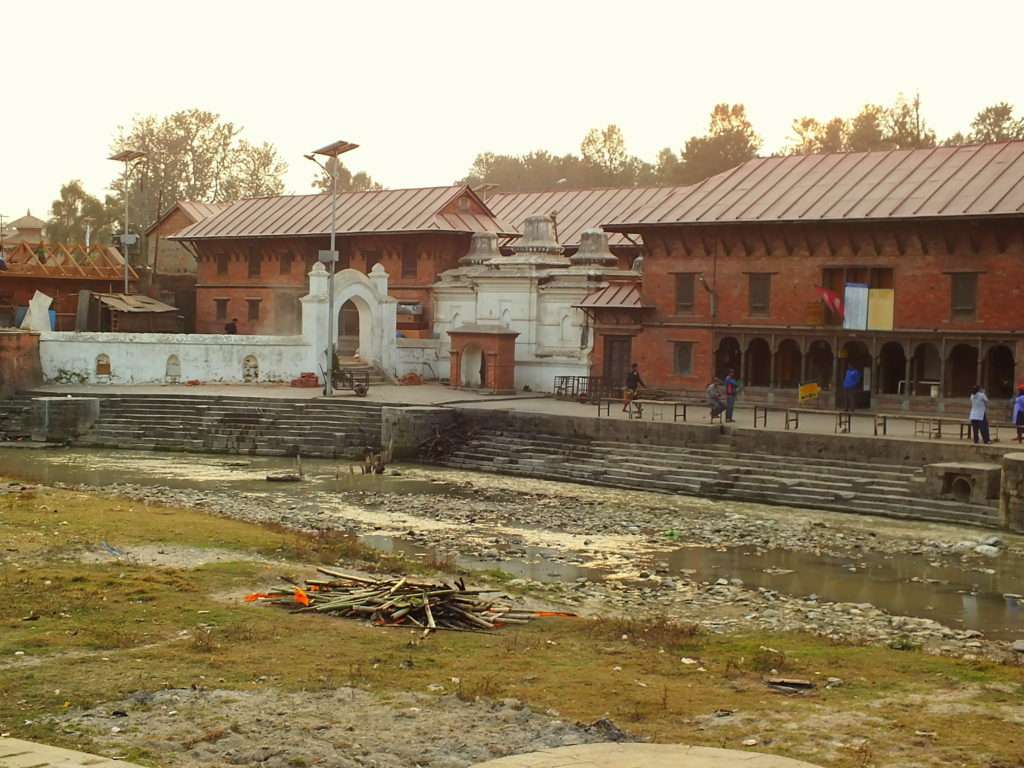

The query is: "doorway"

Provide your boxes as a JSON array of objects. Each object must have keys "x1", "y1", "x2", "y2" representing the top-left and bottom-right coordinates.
[
  {"x1": 338, "y1": 300, "x2": 360, "y2": 357},
  {"x1": 603, "y1": 336, "x2": 632, "y2": 389}
]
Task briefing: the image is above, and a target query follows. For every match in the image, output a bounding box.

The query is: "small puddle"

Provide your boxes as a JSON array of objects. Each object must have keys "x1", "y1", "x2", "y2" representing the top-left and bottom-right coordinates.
[{"x1": 660, "y1": 546, "x2": 1024, "y2": 641}]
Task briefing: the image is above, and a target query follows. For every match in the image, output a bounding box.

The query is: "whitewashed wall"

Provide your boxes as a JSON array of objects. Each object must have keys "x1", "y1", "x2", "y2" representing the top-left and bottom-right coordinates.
[
  {"x1": 395, "y1": 339, "x2": 445, "y2": 381},
  {"x1": 40, "y1": 332, "x2": 314, "y2": 384}
]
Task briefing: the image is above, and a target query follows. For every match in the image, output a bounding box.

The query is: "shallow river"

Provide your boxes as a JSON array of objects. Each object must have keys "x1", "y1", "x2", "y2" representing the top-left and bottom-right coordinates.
[{"x1": 2, "y1": 446, "x2": 1023, "y2": 640}]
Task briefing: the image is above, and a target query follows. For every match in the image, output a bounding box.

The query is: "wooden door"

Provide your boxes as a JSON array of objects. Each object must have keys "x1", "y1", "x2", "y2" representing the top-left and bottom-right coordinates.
[{"x1": 603, "y1": 336, "x2": 632, "y2": 388}]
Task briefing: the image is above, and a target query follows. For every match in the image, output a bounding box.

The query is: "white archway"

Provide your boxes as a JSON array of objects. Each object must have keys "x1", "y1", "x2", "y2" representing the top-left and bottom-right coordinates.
[{"x1": 301, "y1": 264, "x2": 398, "y2": 375}]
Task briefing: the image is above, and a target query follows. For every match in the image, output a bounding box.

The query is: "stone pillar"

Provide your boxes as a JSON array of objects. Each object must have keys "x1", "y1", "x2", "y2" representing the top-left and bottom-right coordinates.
[
  {"x1": 903, "y1": 351, "x2": 912, "y2": 411},
  {"x1": 999, "y1": 453, "x2": 1024, "y2": 532},
  {"x1": 369, "y1": 262, "x2": 390, "y2": 297},
  {"x1": 300, "y1": 263, "x2": 329, "y2": 375},
  {"x1": 449, "y1": 349, "x2": 461, "y2": 388}
]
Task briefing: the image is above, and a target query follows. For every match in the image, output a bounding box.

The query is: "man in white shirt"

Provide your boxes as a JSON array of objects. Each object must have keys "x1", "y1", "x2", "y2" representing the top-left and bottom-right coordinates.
[{"x1": 969, "y1": 385, "x2": 990, "y2": 445}]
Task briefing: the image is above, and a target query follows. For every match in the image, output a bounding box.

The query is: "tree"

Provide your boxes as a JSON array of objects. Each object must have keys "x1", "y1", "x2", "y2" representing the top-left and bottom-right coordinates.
[
  {"x1": 581, "y1": 124, "x2": 629, "y2": 176},
  {"x1": 846, "y1": 104, "x2": 890, "y2": 152},
  {"x1": 110, "y1": 109, "x2": 288, "y2": 234},
  {"x1": 310, "y1": 158, "x2": 382, "y2": 193},
  {"x1": 966, "y1": 102, "x2": 1024, "y2": 142},
  {"x1": 45, "y1": 180, "x2": 118, "y2": 245},
  {"x1": 676, "y1": 103, "x2": 762, "y2": 184},
  {"x1": 886, "y1": 93, "x2": 936, "y2": 149},
  {"x1": 786, "y1": 116, "x2": 846, "y2": 155}
]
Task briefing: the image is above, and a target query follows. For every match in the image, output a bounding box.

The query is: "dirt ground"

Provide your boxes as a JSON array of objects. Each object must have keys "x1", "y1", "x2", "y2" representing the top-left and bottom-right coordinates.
[{"x1": 3, "y1": 482, "x2": 1024, "y2": 768}]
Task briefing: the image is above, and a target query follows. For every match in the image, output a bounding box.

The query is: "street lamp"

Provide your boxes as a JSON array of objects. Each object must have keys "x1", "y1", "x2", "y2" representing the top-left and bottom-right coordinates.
[
  {"x1": 306, "y1": 139, "x2": 359, "y2": 397},
  {"x1": 108, "y1": 149, "x2": 146, "y2": 294}
]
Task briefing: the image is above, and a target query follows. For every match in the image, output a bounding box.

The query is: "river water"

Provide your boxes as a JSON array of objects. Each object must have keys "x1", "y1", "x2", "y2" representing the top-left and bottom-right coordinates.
[{"x1": 2, "y1": 446, "x2": 1023, "y2": 640}]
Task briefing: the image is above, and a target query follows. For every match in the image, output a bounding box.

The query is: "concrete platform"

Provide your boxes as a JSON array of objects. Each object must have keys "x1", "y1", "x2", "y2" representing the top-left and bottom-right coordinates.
[
  {"x1": 0, "y1": 738, "x2": 144, "y2": 767},
  {"x1": 472, "y1": 744, "x2": 821, "y2": 768}
]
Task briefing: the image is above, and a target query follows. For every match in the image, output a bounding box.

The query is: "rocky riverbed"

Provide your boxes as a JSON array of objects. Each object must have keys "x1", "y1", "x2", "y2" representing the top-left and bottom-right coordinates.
[{"x1": 28, "y1": 456, "x2": 1022, "y2": 664}]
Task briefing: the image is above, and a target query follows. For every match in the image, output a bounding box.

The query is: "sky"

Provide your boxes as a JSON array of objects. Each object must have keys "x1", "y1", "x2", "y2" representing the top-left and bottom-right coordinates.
[{"x1": 3, "y1": 0, "x2": 1024, "y2": 225}]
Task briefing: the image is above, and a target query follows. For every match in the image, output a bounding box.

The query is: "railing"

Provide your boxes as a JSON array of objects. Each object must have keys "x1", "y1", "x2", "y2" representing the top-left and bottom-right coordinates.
[{"x1": 553, "y1": 376, "x2": 616, "y2": 402}]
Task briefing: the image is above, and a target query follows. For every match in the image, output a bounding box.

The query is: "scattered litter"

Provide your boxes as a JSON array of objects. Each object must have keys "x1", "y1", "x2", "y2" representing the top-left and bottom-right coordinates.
[
  {"x1": 246, "y1": 568, "x2": 574, "y2": 638},
  {"x1": 742, "y1": 738, "x2": 759, "y2": 746},
  {"x1": 681, "y1": 657, "x2": 698, "y2": 665}
]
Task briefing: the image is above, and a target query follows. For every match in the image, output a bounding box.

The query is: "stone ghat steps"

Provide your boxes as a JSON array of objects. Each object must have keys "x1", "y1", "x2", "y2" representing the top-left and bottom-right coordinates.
[
  {"x1": 467, "y1": 431, "x2": 923, "y2": 483},
  {"x1": 442, "y1": 430, "x2": 999, "y2": 529},
  {"x1": 0, "y1": 399, "x2": 31, "y2": 435},
  {"x1": 72, "y1": 395, "x2": 384, "y2": 457}
]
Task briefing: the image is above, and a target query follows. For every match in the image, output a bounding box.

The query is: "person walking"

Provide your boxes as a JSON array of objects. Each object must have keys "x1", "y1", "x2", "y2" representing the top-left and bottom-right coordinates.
[
  {"x1": 969, "y1": 385, "x2": 990, "y2": 445},
  {"x1": 622, "y1": 363, "x2": 645, "y2": 416},
  {"x1": 1013, "y1": 385, "x2": 1024, "y2": 443},
  {"x1": 724, "y1": 370, "x2": 739, "y2": 423},
  {"x1": 842, "y1": 366, "x2": 862, "y2": 413},
  {"x1": 224, "y1": 317, "x2": 239, "y2": 335},
  {"x1": 706, "y1": 378, "x2": 726, "y2": 420}
]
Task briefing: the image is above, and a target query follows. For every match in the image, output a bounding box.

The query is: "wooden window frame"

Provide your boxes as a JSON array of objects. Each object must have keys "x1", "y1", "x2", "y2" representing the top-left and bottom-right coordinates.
[
  {"x1": 247, "y1": 298, "x2": 261, "y2": 321},
  {"x1": 280, "y1": 251, "x2": 293, "y2": 275},
  {"x1": 673, "y1": 341, "x2": 694, "y2": 375},
  {"x1": 214, "y1": 298, "x2": 229, "y2": 321},
  {"x1": 363, "y1": 249, "x2": 382, "y2": 272},
  {"x1": 674, "y1": 272, "x2": 696, "y2": 314},
  {"x1": 216, "y1": 253, "x2": 229, "y2": 276},
  {"x1": 748, "y1": 273, "x2": 771, "y2": 316},
  {"x1": 950, "y1": 272, "x2": 978, "y2": 320},
  {"x1": 401, "y1": 243, "x2": 418, "y2": 278},
  {"x1": 247, "y1": 247, "x2": 261, "y2": 278}
]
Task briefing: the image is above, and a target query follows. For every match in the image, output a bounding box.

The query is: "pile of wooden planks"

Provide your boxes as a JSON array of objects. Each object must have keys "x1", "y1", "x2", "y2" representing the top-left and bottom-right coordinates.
[{"x1": 247, "y1": 568, "x2": 561, "y2": 637}]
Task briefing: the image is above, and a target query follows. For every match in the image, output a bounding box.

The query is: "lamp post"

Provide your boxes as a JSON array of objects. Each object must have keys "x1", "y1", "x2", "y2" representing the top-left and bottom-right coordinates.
[
  {"x1": 108, "y1": 149, "x2": 146, "y2": 294},
  {"x1": 305, "y1": 139, "x2": 358, "y2": 397}
]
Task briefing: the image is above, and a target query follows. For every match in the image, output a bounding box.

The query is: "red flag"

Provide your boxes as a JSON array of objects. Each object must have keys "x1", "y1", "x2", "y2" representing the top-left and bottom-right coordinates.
[{"x1": 816, "y1": 287, "x2": 844, "y2": 319}]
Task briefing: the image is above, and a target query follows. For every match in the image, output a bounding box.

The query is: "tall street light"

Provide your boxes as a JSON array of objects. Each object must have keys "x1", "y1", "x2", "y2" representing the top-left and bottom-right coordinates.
[
  {"x1": 108, "y1": 149, "x2": 146, "y2": 294},
  {"x1": 305, "y1": 139, "x2": 358, "y2": 397}
]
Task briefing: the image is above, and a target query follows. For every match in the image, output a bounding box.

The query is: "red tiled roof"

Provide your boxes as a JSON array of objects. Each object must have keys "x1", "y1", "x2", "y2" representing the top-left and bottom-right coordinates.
[
  {"x1": 487, "y1": 187, "x2": 686, "y2": 248},
  {"x1": 172, "y1": 186, "x2": 517, "y2": 241},
  {"x1": 574, "y1": 284, "x2": 647, "y2": 309},
  {"x1": 1, "y1": 241, "x2": 137, "y2": 281},
  {"x1": 606, "y1": 141, "x2": 1024, "y2": 229}
]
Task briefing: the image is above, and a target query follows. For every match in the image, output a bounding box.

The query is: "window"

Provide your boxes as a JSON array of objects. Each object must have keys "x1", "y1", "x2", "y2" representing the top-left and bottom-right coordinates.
[
  {"x1": 673, "y1": 342, "x2": 694, "y2": 375},
  {"x1": 247, "y1": 247, "x2": 261, "y2": 278},
  {"x1": 748, "y1": 273, "x2": 771, "y2": 315},
  {"x1": 401, "y1": 243, "x2": 417, "y2": 278},
  {"x1": 363, "y1": 249, "x2": 382, "y2": 271},
  {"x1": 247, "y1": 299, "x2": 261, "y2": 321},
  {"x1": 216, "y1": 253, "x2": 229, "y2": 275},
  {"x1": 280, "y1": 251, "x2": 293, "y2": 275},
  {"x1": 339, "y1": 241, "x2": 351, "y2": 268},
  {"x1": 214, "y1": 298, "x2": 229, "y2": 321},
  {"x1": 674, "y1": 273, "x2": 695, "y2": 313},
  {"x1": 951, "y1": 273, "x2": 977, "y2": 319}
]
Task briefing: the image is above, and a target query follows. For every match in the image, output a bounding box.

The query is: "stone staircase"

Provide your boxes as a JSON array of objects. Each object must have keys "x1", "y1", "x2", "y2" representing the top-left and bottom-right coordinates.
[
  {"x1": 0, "y1": 397, "x2": 31, "y2": 438},
  {"x1": 440, "y1": 428, "x2": 1001, "y2": 529},
  {"x1": 69, "y1": 394, "x2": 384, "y2": 457}
]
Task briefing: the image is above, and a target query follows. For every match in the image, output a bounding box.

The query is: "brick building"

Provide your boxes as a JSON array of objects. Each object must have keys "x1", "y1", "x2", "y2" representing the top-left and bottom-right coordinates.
[
  {"x1": 598, "y1": 141, "x2": 1024, "y2": 412},
  {"x1": 143, "y1": 201, "x2": 228, "y2": 331},
  {"x1": 172, "y1": 186, "x2": 515, "y2": 337},
  {"x1": 0, "y1": 241, "x2": 137, "y2": 329}
]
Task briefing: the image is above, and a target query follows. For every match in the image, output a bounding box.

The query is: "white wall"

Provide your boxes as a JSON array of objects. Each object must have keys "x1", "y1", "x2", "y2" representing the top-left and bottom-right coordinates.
[
  {"x1": 40, "y1": 332, "x2": 314, "y2": 385},
  {"x1": 396, "y1": 339, "x2": 445, "y2": 381}
]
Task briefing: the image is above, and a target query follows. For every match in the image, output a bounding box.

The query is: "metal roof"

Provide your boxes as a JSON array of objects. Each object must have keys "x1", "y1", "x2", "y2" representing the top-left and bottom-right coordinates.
[
  {"x1": 487, "y1": 187, "x2": 687, "y2": 248},
  {"x1": 1, "y1": 241, "x2": 137, "y2": 281},
  {"x1": 172, "y1": 186, "x2": 517, "y2": 241},
  {"x1": 145, "y1": 200, "x2": 230, "y2": 235},
  {"x1": 606, "y1": 141, "x2": 1024, "y2": 229},
  {"x1": 9, "y1": 211, "x2": 45, "y2": 230},
  {"x1": 94, "y1": 293, "x2": 177, "y2": 313},
  {"x1": 574, "y1": 284, "x2": 647, "y2": 310}
]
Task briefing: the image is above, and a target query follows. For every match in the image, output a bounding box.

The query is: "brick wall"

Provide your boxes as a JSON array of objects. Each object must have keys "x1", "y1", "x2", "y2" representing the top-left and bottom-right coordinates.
[
  {"x1": 193, "y1": 232, "x2": 471, "y2": 334},
  {"x1": 0, "y1": 330, "x2": 42, "y2": 398}
]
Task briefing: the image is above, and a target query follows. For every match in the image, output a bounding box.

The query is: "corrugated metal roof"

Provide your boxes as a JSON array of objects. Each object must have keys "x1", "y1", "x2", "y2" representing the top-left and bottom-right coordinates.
[
  {"x1": 1, "y1": 242, "x2": 137, "y2": 281},
  {"x1": 487, "y1": 187, "x2": 687, "y2": 248},
  {"x1": 574, "y1": 284, "x2": 647, "y2": 309},
  {"x1": 95, "y1": 293, "x2": 177, "y2": 313},
  {"x1": 145, "y1": 200, "x2": 230, "y2": 235},
  {"x1": 172, "y1": 186, "x2": 517, "y2": 241},
  {"x1": 606, "y1": 141, "x2": 1024, "y2": 229}
]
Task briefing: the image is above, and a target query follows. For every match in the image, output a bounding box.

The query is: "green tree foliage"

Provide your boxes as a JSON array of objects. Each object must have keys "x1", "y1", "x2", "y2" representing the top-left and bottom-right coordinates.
[
  {"x1": 964, "y1": 102, "x2": 1024, "y2": 142},
  {"x1": 787, "y1": 93, "x2": 936, "y2": 154},
  {"x1": 110, "y1": 109, "x2": 288, "y2": 234},
  {"x1": 310, "y1": 158, "x2": 382, "y2": 193},
  {"x1": 674, "y1": 103, "x2": 762, "y2": 184},
  {"x1": 45, "y1": 180, "x2": 118, "y2": 245}
]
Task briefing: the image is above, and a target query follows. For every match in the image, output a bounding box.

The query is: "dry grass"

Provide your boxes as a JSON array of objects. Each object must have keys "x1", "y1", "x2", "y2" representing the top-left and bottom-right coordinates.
[{"x1": 3, "y1": 481, "x2": 1024, "y2": 768}]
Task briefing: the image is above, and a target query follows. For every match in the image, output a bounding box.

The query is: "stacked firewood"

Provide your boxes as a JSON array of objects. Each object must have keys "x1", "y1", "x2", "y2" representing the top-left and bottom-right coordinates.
[{"x1": 247, "y1": 569, "x2": 561, "y2": 636}]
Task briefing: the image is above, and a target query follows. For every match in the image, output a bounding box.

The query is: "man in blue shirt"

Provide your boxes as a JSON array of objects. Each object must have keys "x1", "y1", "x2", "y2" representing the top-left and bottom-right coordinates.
[
  {"x1": 843, "y1": 366, "x2": 862, "y2": 413},
  {"x1": 724, "y1": 370, "x2": 739, "y2": 423}
]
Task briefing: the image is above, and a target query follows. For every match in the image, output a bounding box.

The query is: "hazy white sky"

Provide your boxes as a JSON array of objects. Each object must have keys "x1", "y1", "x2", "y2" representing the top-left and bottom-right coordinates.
[{"x1": 3, "y1": 0, "x2": 1023, "y2": 224}]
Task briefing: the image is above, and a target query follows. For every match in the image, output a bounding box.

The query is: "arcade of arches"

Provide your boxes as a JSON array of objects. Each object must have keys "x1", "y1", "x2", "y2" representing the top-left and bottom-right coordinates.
[{"x1": 713, "y1": 333, "x2": 1020, "y2": 410}]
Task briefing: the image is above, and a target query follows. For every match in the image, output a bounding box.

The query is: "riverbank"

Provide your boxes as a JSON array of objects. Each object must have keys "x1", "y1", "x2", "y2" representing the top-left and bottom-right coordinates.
[{"x1": 3, "y1": 478, "x2": 1024, "y2": 768}]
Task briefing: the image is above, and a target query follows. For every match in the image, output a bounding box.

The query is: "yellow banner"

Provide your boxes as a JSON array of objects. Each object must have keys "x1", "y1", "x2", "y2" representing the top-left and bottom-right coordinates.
[{"x1": 799, "y1": 382, "x2": 821, "y2": 402}]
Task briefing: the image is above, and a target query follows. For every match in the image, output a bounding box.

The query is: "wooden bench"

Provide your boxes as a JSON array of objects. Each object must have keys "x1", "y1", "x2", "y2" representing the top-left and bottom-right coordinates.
[
  {"x1": 784, "y1": 407, "x2": 852, "y2": 433},
  {"x1": 631, "y1": 399, "x2": 690, "y2": 422}
]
